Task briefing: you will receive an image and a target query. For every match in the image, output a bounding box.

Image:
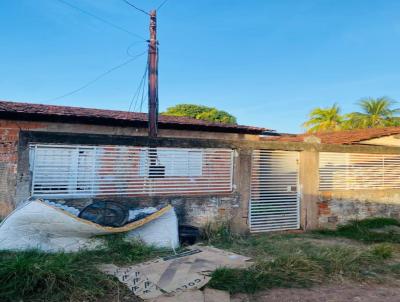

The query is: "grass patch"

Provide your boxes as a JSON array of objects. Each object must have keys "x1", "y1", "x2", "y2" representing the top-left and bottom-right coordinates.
[
  {"x1": 81, "y1": 233, "x2": 170, "y2": 264},
  {"x1": 0, "y1": 250, "x2": 115, "y2": 302},
  {"x1": 209, "y1": 241, "x2": 388, "y2": 294},
  {"x1": 0, "y1": 235, "x2": 169, "y2": 302},
  {"x1": 208, "y1": 218, "x2": 400, "y2": 294},
  {"x1": 316, "y1": 218, "x2": 400, "y2": 243},
  {"x1": 209, "y1": 253, "x2": 322, "y2": 293}
]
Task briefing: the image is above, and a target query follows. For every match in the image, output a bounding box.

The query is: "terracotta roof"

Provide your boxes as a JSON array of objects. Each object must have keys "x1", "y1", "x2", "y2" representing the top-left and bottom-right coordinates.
[
  {"x1": 0, "y1": 100, "x2": 267, "y2": 134},
  {"x1": 263, "y1": 127, "x2": 400, "y2": 145}
]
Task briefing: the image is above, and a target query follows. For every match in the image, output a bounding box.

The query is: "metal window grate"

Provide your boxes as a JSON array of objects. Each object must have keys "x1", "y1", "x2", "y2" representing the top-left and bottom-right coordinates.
[
  {"x1": 249, "y1": 150, "x2": 300, "y2": 232},
  {"x1": 320, "y1": 152, "x2": 400, "y2": 190},
  {"x1": 30, "y1": 144, "x2": 234, "y2": 197}
]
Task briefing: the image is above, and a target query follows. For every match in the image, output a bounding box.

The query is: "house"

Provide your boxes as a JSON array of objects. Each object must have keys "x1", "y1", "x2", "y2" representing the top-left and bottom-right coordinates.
[
  {"x1": 0, "y1": 100, "x2": 266, "y2": 231},
  {"x1": 2, "y1": 99, "x2": 400, "y2": 232}
]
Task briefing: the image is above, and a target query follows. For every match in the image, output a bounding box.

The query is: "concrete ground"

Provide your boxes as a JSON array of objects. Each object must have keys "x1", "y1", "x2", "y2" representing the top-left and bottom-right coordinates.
[
  {"x1": 109, "y1": 283, "x2": 400, "y2": 302},
  {"x1": 232, "y1": 283, "x2": 400, "y2": 302}
]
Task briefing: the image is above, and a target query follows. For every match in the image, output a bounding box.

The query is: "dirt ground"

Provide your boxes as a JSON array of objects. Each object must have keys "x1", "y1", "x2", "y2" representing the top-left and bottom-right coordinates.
[{"x1": 232, "y1": 283, "x2": 400, "y2": 302}]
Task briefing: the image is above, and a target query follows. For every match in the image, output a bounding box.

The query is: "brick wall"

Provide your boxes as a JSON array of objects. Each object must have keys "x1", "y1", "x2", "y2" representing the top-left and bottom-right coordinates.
[
  {"x1": 0, "y1": 121, "x2": 47, "y2": 217},
  {"x1": 318, "y1": 190, "x2": 400, "y2": 228},
  {"x1": 0, "y1": 127, "x2": 19, "y2": 217}
]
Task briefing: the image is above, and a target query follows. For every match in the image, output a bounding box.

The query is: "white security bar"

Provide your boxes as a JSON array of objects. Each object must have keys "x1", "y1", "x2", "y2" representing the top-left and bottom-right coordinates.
[
  {"x1": 30, "y1": 144, "x2": 234, "y2": 197},
  {"x1": 249, "y1": 150, "x2": 300, "y2": 232},
  {"x1": 320, "y1": 152, "x2": 400, "y2": 190}
]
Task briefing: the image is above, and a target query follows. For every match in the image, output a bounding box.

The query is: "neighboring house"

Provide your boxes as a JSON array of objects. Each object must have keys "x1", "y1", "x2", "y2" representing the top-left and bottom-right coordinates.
[
  {"x1": 264, "y1": 129, "x2": 400, "y2": 229},
  {"x1": 2, "y1": 99, "x2": 400, "y2": 232}
]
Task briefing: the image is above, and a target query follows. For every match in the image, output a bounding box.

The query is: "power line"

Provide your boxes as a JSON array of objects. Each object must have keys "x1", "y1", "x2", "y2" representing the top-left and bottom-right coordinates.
[
  {"x1": 126, "y1": 41, "x2": 147, "y2": 57},
  {"x1": 122, "y1": 0, "x2": 150, "y2": 16},
  {"x1": 157, "y1": 0, "x2": 169, "y2": 11},
  {"x1": 138, "y1": 72, "x2": 147, "y2": 112},
  {"x1": 56, "y1": 0, "x2": 146, "y2": 40},
  {"x1": 128, "y1": 57, "x2": 148, "y2": 112},
  {"x1": 48, "y1": 51, "x2": 147, "y2": 102}
]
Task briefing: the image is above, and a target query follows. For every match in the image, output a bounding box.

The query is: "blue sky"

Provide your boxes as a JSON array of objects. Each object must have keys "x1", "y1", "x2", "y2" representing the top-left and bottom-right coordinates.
[{"x1": 1, "y1": 0, "x2": 400, "y2": 133}]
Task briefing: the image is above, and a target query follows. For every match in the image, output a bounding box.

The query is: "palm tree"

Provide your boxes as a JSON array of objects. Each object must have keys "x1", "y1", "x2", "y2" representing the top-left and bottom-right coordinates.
[
  {"x1": 346, "y1": 97, "x2": 400, "y2": 129},
  {"x1": 303, "y1": 103, "x2": 343, "y2": 133}
]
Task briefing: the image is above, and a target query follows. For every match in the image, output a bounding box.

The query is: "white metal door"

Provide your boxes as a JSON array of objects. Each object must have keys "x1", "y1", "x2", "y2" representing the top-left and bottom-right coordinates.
[{"x1": 249, "y1": 150, "x2": 300, "y2": 232}]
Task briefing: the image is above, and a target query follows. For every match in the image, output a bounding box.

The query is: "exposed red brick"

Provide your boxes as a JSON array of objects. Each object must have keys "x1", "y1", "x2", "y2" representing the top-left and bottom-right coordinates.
[{"x1": 318, "y1": 202, "x2": 329, "y2": 209}]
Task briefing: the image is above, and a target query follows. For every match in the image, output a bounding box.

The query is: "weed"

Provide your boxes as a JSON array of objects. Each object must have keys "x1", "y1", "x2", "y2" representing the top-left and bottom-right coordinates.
[
  {"x1": 84, "y1": 234, "x2": 169, "y2": 264},
  {"x1": 0, "y1": 250, "x2": 116, "y2": 302},
  {"x1": 370, "y1": 243, "x2": 394, "y2": 260},
  {"x1": 209, "y1": 267, "x2": 263, "y2": 293},
  {"x1": 315, "y1": 217, "x2": 400, "y2": 243},
  {"x1": 202, "y1": 219, "x2": 242, "y2": 246},
  {"x1": 209, "y1": 253, "x2": 322, "y2": 293},
  {"x1": 209, "y1": 219, "x2": 400, "y2": 294},
  {"x1": 0, "y1": 235, "x2": 168, "y2": 301},
  {"x1": 308, "y1": 246, "x2": 379, "y2": 279},
  {"x1": 389, "y1": 263, "x2": 400, "y2": 276}
]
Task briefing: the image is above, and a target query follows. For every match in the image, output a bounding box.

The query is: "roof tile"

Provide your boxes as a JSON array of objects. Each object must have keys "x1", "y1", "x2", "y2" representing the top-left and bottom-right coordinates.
[
  {"x1": 0, "y1": 100, "x2": 267, "y2": 134},
  {"x1": 264, "y1": 127, "x2": 400, "y2": 145}
]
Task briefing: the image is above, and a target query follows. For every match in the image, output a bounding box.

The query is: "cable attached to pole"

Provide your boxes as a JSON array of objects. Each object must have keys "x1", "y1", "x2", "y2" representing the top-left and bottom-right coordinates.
[
  {"x1": 122, "y1": 0, "x2": 150, "y2": 16},
  {"x1": 56, "y1": 0, "x2": 146, "y2": 40},
  {"x1": 47, "y1": 51, "x2": 147, "y2": 102}
]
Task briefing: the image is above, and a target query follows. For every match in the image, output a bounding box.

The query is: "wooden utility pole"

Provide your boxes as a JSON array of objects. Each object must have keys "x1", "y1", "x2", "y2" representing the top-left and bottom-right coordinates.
[{"x1": 148, "y1": 10, "x2": 158, "y2": 138}]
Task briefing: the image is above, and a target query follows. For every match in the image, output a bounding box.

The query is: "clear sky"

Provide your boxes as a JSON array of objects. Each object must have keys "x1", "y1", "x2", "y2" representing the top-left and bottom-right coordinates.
[{"x1": 1, "y1": 0, "x2": 400, "y2": 133}]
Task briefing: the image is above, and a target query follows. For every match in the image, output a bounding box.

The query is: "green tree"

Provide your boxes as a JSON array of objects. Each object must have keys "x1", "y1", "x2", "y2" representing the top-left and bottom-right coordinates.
[
  {"x1": 162, "y1": 104, "x2": 237, "y2": 124},
  {"x1": 302, "y1": 103, "x2": 343, "y2": 133},
  {"x1": 346, "y1": 97, "x2": 400, "y2": 129}
]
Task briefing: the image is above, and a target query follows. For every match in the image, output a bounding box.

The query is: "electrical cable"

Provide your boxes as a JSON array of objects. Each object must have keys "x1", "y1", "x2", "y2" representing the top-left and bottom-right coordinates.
[
  {"x1": 56, "y1": 0, "x2": 146, "y2": 40},
  {"x1": 138, "y1": 66, "x2": 148, "y2": 112},
  {"x1": 128, "y1": 57, "x2": 148, "y2": 112},
  {"x1": 122, "y1": 0, "x2": 150, "y2": 16},
  {"x1": 126, "y1": 40, "x2": 147, "y2": 57},
  {"x1": 157, "y1": 0, "x2": 169, "y2": 11},
  {"x1": 47, "y1": 51, "x2": 147, "y2": 102}
]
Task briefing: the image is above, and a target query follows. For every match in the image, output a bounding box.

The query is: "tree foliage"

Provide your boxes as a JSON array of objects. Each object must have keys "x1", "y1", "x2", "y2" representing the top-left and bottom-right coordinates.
[
  {"x1": 303, "y1": 97, "x2": 400, "y2": 133},
  {"x1": 345, "y1": 97, "x2": 400, "y2": 129},
  {"x1": 302, "y1": 104, "x2": 343, "y2": 133},
  {"x1": 162, "y1": 104, "x2": 237, "y2": 124}
]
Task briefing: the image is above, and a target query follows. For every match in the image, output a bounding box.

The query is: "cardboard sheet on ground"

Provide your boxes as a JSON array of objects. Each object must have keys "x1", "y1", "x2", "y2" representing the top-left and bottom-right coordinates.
[{"x1": 100, "y1": 245, "x2": 251, "y2": 300}]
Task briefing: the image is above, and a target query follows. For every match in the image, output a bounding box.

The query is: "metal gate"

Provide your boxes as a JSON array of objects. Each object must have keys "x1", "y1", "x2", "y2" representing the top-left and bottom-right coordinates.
[{"x1": 249, "y1": 150, "x2": 300, "y2": 232}]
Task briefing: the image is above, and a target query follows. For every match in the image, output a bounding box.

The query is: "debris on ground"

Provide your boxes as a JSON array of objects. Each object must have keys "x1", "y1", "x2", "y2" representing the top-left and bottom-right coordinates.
[
  {"x1": 100, "y1": 245, "x2": 251, "y2": 300},
  {"x1": 0, "y1": 199, "x2": 177, "y2": 252}
]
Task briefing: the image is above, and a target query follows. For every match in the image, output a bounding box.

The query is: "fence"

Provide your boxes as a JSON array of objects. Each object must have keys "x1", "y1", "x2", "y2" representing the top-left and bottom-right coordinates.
[
  {"x1": 320, "y1": 152, "x2": 400, "y2": 190},
  {"x1": 30, "y1": 144, "x2": 234, "y2": 197}
]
